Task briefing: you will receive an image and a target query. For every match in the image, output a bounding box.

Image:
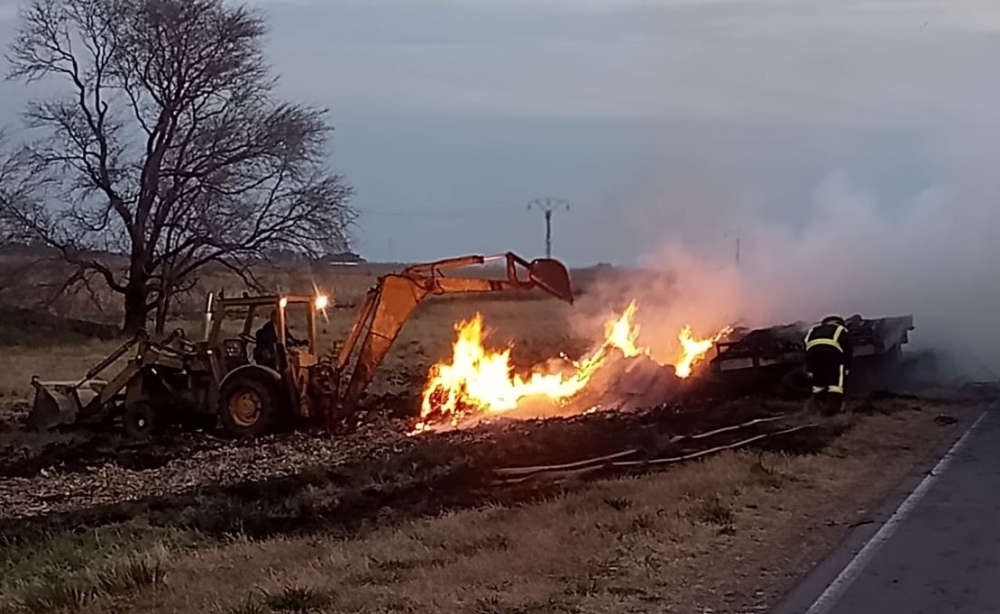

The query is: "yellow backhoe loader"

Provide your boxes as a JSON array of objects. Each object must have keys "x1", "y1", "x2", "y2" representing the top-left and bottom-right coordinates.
[{"x1": 27, "y1": 252, "x2": 574, "y2": 438}]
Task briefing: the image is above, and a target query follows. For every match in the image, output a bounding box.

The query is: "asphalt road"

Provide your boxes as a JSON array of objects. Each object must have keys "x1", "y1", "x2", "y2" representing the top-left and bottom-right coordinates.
[{"x1": 773, "y1": 406, "x2": 1000, "y2": 614}]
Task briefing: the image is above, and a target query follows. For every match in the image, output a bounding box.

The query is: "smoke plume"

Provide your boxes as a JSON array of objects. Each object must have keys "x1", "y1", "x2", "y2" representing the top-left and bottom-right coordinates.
[{"x1": 574, "y1": 166, "x2": 1000, "y2": 382}]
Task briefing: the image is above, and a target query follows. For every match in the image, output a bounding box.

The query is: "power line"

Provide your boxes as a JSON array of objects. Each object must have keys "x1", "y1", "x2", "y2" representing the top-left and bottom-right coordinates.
[
  {"x1": 360, "y1": 208, "x2": 510, "y2": 218},
  {"x1": 359, "y1": 206, "x2": 599, "y2": 220},
  {"x1": 527, "y1": 197, "x2": 569, "y2": 259}
]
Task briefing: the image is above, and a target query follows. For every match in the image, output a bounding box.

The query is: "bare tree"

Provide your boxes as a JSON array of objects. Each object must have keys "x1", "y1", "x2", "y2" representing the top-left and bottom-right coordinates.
[
  {"x1": 0, "y1": 130, "x2": 47, "y2": 297},
  {"x1": 3, "y1": 0, "x2": 356, "y2": 334},
  {"x1": 0, "y1": 130, "x2": 30, "y2": 239}
]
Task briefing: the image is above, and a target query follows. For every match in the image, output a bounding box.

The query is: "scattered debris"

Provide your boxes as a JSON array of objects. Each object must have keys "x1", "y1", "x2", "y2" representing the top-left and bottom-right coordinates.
[
  {"x1": 933, "y1": 414, "x2": 959, "y2": 426},
  {"x1": 0, "y1": 397, "x2": 829, "y2": 526}
]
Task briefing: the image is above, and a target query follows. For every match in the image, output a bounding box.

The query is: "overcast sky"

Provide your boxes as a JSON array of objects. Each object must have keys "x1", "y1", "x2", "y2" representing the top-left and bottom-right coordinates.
[{"x1": 1, "y1": 0, "x2": 999, "y2": 267}]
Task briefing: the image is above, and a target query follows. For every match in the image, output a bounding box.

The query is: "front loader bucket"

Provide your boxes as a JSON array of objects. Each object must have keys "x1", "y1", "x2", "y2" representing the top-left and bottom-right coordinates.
[
  {"x1": 26, "y1": 380, "x2": 81, "y2": 432},
  {"x1": 528, "y1": 258, "x2": 575, "y2": 304}
]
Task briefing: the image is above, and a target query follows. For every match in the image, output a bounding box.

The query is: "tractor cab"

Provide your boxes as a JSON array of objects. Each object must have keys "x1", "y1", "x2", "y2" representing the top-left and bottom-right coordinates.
[
  {"x1": 203, "y1": 293, "x2": 326, "y2": 367},
  {"x1": 202, "y1": 292, "x2": 330, "y2": 436}
]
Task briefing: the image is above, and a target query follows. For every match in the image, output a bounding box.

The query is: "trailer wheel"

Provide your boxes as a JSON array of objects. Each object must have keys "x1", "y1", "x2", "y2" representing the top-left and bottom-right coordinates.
[
  {"x1": 218, "y1": 375, "x2": 281, "y2": 438},
  {"x1": 778, "y1": 368, "x2": 810, "y2": 400},
  {"x1": 123, "y1": 401, "x2": 161, "y2": 440}
]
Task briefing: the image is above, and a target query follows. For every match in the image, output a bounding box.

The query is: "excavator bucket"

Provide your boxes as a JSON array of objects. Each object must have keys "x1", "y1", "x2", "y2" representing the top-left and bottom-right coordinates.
[
  {"x1": 27, "y1": 381, "x2": 80, "y2": 432},
  {"x1": 26, "y1": 378, "x2": 105, "y2": 432},
  {"x1": 528, "y1": 258, "x2": 575, "y2": 304}
]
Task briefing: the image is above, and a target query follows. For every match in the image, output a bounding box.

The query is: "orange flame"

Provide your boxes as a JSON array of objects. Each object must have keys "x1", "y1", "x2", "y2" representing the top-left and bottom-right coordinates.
[
  {"x1": 676, "y1": 326, "x2": 718, "y2": 378},
  {"x1": 414, "y1": 301, "x2": 729, "y2": 432}
]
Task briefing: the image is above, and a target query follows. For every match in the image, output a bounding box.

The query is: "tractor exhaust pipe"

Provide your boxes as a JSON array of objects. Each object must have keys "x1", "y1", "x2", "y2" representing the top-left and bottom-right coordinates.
[{"x1": 202, "y1": 292, "x2": 215, "y2": 342}]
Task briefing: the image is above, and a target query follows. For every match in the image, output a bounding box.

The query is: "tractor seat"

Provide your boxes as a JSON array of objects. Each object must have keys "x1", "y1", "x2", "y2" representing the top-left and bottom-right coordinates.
[{"x1": 223, "y1": 338, "x2": 248, "y2": 358}]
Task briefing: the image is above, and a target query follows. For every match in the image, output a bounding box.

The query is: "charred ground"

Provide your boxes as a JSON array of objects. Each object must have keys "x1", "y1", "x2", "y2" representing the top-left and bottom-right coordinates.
[{"x1": 0, "y1": 391, "x2": 948, "y2": 541}]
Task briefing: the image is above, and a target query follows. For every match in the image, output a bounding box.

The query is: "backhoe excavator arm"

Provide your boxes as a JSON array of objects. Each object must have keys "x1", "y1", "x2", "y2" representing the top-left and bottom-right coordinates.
[{"x1": 334, "y1": 252, "x2": 574, "y2": 414}]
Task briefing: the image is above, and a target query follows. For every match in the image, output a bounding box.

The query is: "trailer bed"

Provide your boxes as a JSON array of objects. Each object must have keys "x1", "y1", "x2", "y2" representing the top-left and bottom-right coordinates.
[{"x1": 708, "y1": 315, "x2": 914, "y2": 382}]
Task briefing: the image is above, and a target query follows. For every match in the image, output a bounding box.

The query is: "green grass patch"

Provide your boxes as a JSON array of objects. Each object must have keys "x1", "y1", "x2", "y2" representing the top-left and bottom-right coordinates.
[
  {"x1": 0, "y1": 522, "x2": 200, "y2": 612},
  {"x1": 262, "y1": 586, "x2": 332, "y2": 613}
]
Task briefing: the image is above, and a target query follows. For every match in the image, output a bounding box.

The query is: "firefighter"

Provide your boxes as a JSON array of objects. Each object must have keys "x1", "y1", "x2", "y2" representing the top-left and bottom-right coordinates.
[{"x1": 804, "y1": 315, "x2": 853, "y2": 414}]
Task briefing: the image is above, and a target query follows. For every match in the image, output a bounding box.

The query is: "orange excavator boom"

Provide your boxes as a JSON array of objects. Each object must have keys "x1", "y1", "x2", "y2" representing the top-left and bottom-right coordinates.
[{"x1": 333, "y1": 252, "x2": 573, "y2": 413}]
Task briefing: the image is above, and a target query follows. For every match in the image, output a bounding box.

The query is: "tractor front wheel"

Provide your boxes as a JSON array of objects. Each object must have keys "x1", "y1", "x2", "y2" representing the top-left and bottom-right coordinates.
[
  {"x1": 218, "y1": 375, "x2": 281, "y2": 438},
  {"x1": 123, "y1": 400, "x2": 162, "y2": 440}
]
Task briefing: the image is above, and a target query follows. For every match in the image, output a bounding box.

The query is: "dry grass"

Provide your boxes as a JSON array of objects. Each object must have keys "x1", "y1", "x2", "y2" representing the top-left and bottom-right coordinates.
[
  {"x1": 0, "y1": 523, "x2": 196, "y2": 613},
  {"x1": 0, "y1": 257, "x2": 606, "y2": 322},
  {"x1": 0, "y1": 342, "x2": 126, "y2": 401},
  {"x1": 0, "y1": 260, "x2": 392, "y2": 318},
  {"x1": 40, "y1": 404, "x2": 961, "y2": 614}
]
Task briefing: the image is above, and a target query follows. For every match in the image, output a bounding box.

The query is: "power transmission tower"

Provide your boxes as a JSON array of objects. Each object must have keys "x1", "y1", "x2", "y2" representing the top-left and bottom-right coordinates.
[
  {"x1": 527, "y1": 197, "x2": 569, "y2": 258},
  {"x1": 724, "y1": 229, "x2": 741, "y2": 267}
]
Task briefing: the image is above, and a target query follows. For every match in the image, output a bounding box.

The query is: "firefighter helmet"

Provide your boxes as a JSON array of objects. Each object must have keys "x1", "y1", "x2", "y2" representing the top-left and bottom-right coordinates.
[{"x1": 821, "y1": 315, "x2": 846, "y2": 327}]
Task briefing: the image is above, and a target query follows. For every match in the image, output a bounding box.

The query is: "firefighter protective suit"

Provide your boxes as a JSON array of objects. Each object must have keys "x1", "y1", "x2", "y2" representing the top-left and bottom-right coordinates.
[{"x1": 804, "y1": 316, "x2": 853, "y2": 413}]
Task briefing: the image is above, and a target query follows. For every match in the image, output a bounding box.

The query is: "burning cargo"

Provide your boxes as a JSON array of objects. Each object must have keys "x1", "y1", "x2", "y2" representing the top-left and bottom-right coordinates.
[{"x1": 708, "y1": 315, "x2": 915, "y2": 394}]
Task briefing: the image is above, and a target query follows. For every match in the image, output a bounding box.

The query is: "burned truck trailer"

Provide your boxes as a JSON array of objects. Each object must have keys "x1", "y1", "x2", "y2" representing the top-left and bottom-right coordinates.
[{"x1": 706, "y1": 315, "x2": 915, "y2": 395}]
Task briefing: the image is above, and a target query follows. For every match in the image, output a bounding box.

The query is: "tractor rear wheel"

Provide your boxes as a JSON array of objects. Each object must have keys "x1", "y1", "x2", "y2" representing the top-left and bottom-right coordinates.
[{"x1": 218, "y1": 375, "x2": 281, "y2": 438}]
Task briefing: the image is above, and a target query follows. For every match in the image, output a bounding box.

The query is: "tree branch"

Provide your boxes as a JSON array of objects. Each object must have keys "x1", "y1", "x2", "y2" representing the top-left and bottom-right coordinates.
[{"x1": 5, "y1": 0, "x2": 356, "y2": 332}]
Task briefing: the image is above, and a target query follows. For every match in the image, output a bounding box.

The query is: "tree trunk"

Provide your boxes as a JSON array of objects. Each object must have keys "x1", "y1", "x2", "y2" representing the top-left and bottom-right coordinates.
[
  {"x1": 122, "y1": 276, "x2": 149, "y2": 336},
  {"x1": 154, "y1": 288, "x2": 171, "y2": 335}
]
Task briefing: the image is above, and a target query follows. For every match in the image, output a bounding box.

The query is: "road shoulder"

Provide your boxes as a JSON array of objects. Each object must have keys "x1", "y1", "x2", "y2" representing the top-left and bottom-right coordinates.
[{"x1": 770, "y1": 402, "x2": 988, "y2": 614}]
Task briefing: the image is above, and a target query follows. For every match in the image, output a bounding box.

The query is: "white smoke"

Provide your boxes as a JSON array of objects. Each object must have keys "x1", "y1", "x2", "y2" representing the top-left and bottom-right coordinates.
[{"x1": 576, "y1": 164, "x2": 1000, "y2": 381}]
